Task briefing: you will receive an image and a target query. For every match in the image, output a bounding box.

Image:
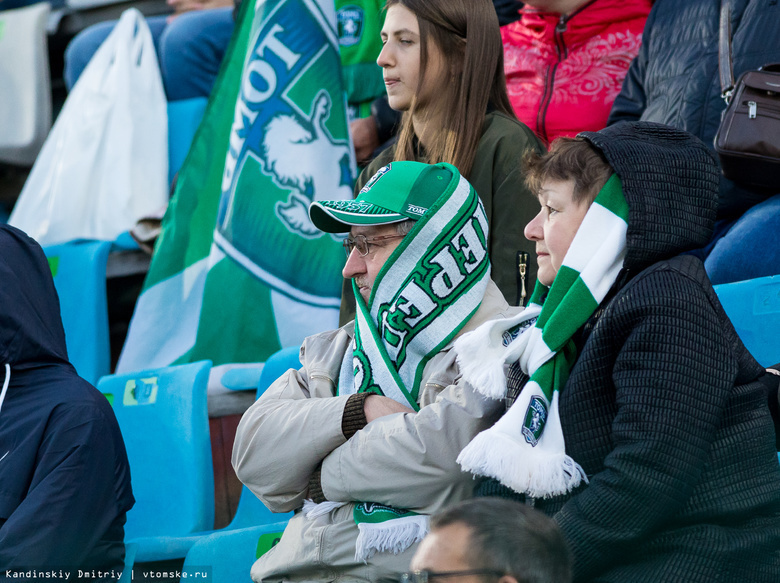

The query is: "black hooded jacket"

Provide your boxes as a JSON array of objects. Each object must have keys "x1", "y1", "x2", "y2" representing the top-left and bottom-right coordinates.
[
  {"x1": 478, "y1": 123, "x2": 780, "y2": 582},
  {"x1": 0, "y1": 226, "x2": 134, "y2": 575}
]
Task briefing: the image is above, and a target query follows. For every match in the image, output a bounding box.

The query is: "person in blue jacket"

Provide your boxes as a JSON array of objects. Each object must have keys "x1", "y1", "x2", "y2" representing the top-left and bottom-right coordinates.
[
  {"x1": 0, "y1": 225, "x2": 134, "y2": 577},
  {"x1": 608, "y1": 0, "x2": 780, "y2": 285}
]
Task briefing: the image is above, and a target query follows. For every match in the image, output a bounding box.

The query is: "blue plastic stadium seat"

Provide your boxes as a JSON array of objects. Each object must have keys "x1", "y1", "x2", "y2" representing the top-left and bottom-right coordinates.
[
  {"x1": 167, "y1": 97, "x2": 208, "y2": 186},
  {"x1": 97, "y1": 360, "x2": 214, "y2": 562},
  {"x1": 224, "y1": 345, "x2": 300, "y2": 529},
  {"x1": 221, "y1": 347, "x2": 301, "y2": 391},
  {"x1": 44, "y1": 239, "x2": 112, "y2": 385},
  {"x1": 179, "y1": 346, "x2": 301, "y2": 581},
  {"x1": 714, "y1": 275, "x2": 780, "y2": 367},
  {"x1": 182, "y1": 521, "x2": 289, "y2": 583},
  {"x1": 256, "y1": 345, "x2": 302, "y2": 397},
  {"x1": 101, "y1": 347, "x2": 300, "y2": 571}
]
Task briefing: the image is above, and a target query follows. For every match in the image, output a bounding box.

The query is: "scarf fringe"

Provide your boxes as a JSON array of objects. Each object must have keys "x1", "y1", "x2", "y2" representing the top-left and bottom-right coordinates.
[
  {"x1": 354, "y1": 515, "x2": 429, "y2": 563},
  {"x1": 454, "y1": 322, "x2": 507, "y2": 399},
  {"x1": 458, "y1": 427, "x2": 587, "y2": 499},
  {"x1": 453, "y1": 175, "x2": 627, "y2": 499},
  {"x1": 455, "y1": 306, "x2": 542, "y2": 400},
  {"x1": 302, "y1": 499, "x2": 345, "y2": 519}
]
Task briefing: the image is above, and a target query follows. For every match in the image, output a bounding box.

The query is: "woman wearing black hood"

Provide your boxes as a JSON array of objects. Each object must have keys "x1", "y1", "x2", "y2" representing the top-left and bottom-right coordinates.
[
  {"x1": 0, "y1": 225, "x2": 134, "y2": 578},
  {"x1": 455, "y1": 122, "x2": 780, "y2": 582}
]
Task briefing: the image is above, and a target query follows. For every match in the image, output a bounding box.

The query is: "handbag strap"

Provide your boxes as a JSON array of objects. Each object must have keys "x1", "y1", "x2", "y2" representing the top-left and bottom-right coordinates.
[{"x1": 718, "y1": 0, "x2": 735, "y2": 100}]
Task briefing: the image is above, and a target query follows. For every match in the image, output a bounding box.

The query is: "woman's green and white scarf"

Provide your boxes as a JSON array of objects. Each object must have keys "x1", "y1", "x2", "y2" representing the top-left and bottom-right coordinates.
[
  {"x1": 306, "y1": 172, "x2": 491, "y2": 562},
  {"x1": 455, "y1": 174, "x2": 628, "y2": 498}
]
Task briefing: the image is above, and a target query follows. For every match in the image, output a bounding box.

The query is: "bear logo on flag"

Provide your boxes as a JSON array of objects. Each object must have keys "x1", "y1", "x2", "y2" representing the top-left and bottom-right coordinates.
[{"x1": 262, "y1": 90, "x2": 352, "y2": 237}]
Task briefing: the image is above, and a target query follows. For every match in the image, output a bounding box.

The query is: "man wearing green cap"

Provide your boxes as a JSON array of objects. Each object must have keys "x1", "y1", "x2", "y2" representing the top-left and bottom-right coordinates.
[{"x1": 233, "y1": 161, "x2": 517, "y2": 582}]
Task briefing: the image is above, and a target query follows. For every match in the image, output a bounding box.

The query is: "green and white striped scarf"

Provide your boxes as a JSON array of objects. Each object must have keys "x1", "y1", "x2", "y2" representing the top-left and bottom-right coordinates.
[
  {"x1": 338, "y1": 171, "x2": 490, "y2": 561},
  {"x1": 455, "y1": 174, "x2": 628, "y2": 498}
]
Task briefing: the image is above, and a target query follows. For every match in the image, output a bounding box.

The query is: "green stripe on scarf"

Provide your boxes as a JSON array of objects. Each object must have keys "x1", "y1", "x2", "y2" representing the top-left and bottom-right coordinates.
[
  {"x1": 454, "y1": 174, "x2": 628, "y2": 498},
  {"x1": 595, "y1": 174, "x2": 630, "y2": 222},
  {"x1": 353, "y1": 503, "x2": 419, "y2": 523}
]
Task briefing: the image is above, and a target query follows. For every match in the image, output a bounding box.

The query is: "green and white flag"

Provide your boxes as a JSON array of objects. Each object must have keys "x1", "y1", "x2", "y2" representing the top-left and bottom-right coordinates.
[
  {"x1": 455, "y1": 174, "x2": 629, "y2": 499},
  {"x1": 335, "y1": 0, "x2": 385, "y2": 120},
  {"x1": 117, "y1": 0, "x2": 355, "y2": 373}
]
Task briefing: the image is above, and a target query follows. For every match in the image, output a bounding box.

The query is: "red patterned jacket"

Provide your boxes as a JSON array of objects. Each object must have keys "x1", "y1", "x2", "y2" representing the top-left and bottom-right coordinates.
[{"x1": 502, "y1": 0, "x2": 651, "y2": 144}]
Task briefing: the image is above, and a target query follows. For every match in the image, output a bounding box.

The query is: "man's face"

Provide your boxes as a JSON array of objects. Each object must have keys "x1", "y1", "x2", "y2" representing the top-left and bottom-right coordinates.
[
  {"x1": 410, "y1": 523, "x2": 482, "y2": 582},
  {"x1": 342, "y1": 223, "x2": 405, "y2": 304},
  {"x1": 523, "y1": 179, "x2": 590, "y2": 287}
]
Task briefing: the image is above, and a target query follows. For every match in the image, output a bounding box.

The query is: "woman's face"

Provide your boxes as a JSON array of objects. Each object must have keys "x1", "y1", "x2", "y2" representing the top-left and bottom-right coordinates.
[
  {"x1": 377, "y1": 4, "x2": 445, "y2": 112},
  {"x1": 524, "y1": 179, "x2": 590, "y2": 286}
]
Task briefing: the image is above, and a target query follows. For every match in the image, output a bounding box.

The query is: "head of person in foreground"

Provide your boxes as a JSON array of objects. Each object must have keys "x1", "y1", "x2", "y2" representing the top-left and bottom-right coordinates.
[{"x1": 404, "y1": 497, "x2": 572, "y2": 583}]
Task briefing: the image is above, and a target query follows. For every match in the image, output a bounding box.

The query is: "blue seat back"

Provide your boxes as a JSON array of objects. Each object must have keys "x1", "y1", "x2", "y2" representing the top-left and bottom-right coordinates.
[
  {"x1": 228, "y1": 346, "x2": 301, "y2": 529},
  {"x1": 714, "y1": 275, "x2": 780, "y2": 367},
  {"x1": 167, "y1": 97, "x2": 208, "y2": 186},
  {"x1": 44, "y1": 240, "x2": 112, "y2": 385},
  {"x1": 182, "y1": 521, "x2": 289, "y2": 583},
  {"x1": 97, "y1": 360, "x2": 215, "y2": 540},
  {"x1": 257, "y1": 345, "x2": 302, "y2": 397}
]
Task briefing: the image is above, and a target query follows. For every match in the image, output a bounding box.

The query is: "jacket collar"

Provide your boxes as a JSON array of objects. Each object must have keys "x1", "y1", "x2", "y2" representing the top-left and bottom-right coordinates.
[{"x1": 518, "y1": 0, "x2": 652, "y2": 43}]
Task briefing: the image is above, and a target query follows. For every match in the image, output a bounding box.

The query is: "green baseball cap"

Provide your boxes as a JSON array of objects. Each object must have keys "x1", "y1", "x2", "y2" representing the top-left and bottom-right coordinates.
[{"x1": 309, "y1": 161, "x2": 460, "y2": 233}]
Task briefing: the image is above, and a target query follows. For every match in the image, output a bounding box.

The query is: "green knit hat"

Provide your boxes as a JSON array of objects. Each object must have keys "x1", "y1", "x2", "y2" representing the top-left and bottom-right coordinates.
[{"x1": 309, "y1": 161, "x2": 459, "y2": 233}]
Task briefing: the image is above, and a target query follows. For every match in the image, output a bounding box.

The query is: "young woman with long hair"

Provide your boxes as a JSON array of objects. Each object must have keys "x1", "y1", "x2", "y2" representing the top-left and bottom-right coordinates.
[{"x1": 341, "y1": 0, "x2": 545, "y2": 321}]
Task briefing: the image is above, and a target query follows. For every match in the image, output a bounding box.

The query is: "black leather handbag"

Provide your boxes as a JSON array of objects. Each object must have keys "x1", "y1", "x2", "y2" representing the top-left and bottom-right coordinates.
[{"x1": 713, "y1": 0, "x2": 780, "y2": 191}]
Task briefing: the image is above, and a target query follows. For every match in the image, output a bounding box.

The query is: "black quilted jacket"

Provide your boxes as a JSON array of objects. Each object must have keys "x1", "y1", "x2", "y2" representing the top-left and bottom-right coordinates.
[
  {"x1": 477, "y1": 124, "x2": 780, "y2": 582},
  {"x1": 608, "y1": 0, "x2": 780, "y2": 219}
]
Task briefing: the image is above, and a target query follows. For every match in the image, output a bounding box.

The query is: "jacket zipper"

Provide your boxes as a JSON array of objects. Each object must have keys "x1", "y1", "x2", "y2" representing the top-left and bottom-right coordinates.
[
  {"x1": 516, "y1": 251, "x2": 529, "y2": 306},
  {"x1": 537, "y1": 18, "x2": 564, "y2": 143},
  {"x1": 536, "y1": 0, "x2": 598, "y2": 143}
]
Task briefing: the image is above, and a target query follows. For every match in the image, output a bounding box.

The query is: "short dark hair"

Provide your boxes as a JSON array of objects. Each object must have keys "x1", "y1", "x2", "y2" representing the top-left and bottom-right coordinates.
[
  {"x1": 523, "y1": 138, "x2": 613, "y2": 206},
  {"x1": 430, "y1": 498, "x2": 572, "y2": 583}
]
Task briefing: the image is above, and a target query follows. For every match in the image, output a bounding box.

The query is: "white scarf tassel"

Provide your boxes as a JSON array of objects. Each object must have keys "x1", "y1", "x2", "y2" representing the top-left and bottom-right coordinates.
[
  {"x1": 302, "y1": 499, "x2": 345, "y2": 519},
  {"x1": 458, "y1": 392, "x2": 587, "y2": 498},
  {"x1": 354, "y1": 514, "x2": 429, "y2": 563},
  {"x1": 454, "y1": 305, "x2": 542, "y2": 400}
]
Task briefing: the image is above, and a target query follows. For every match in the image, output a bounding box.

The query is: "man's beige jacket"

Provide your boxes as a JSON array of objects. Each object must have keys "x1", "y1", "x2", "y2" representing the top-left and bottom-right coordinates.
[{"x1": 232, "y1": 280, "x2": 515, "y2": 582}]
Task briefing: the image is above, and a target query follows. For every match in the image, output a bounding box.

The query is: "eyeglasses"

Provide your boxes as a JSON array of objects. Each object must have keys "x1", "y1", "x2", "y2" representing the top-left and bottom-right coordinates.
[
  {"x1": 343, "y1": 233, "x2": 406, "y2": 257},
  {"x1": 399, "y1": 569, "x2": 505, "y2": 583}
]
